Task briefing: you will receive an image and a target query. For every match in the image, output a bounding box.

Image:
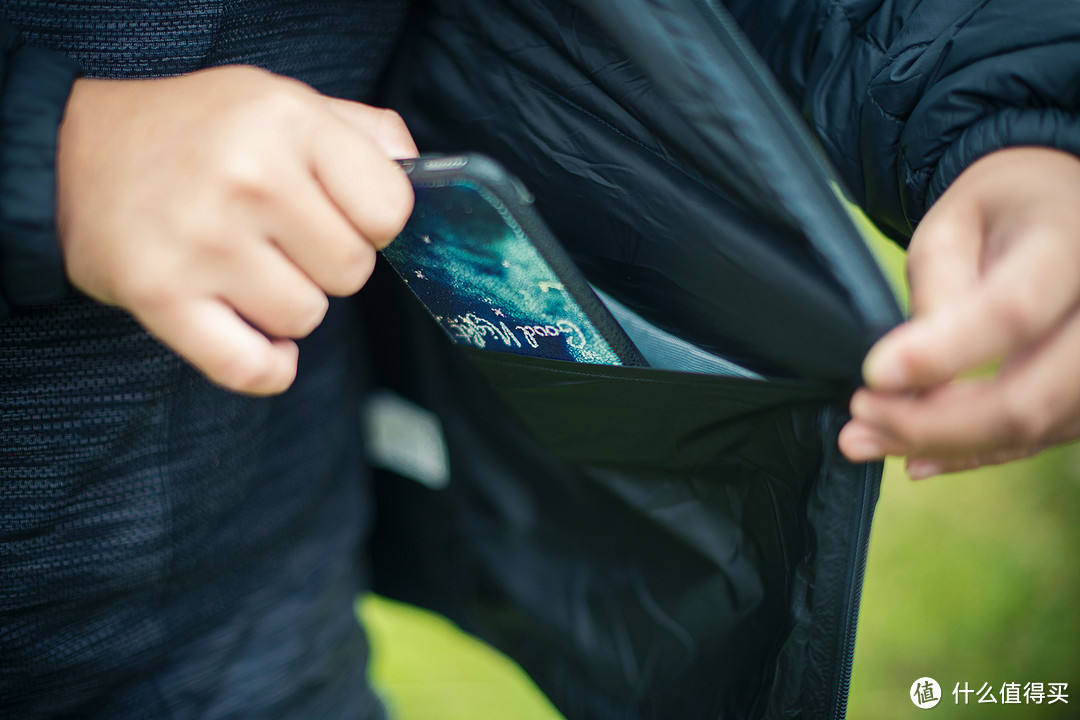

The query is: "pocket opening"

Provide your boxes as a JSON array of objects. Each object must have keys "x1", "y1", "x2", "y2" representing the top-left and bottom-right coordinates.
[{"x1": 593, "y1": 286, "x2": 765, "y2": 380}]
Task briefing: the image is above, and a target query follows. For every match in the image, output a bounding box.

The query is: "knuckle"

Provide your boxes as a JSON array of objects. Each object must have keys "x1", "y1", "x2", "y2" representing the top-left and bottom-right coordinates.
[
  {"x1": 285, "y1": 293, "x2": 329, "y2": 337},
  {"x1": 375, "y1": 107, "x2": 407, "y2": 133},
  {"x1": 215, "y1": 351, "x2": 290, "y2": 395},
  {"x1": 217, "y1": 99, "x2": 312, "y2": 200},
  {"x1": 247, "y1": 86, "x2": 310, "y2": 126},
  {"x1": 218, "y1": 152, "x2": 273, "y2": 204},
  {"x1": 368, "y1": 177, "x2": 415, "y2": 246},
  {"x1": 374, "y1": 109, "x2": 414, "y2": 149},
  {"x1": 329, "y1": 243, "x2": 376, "y2": 296}
]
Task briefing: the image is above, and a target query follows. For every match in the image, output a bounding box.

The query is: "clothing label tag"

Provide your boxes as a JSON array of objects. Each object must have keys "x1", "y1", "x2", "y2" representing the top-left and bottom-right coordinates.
[{"x1": 362, "y1": 390, "x2": 450, "y2": 490}]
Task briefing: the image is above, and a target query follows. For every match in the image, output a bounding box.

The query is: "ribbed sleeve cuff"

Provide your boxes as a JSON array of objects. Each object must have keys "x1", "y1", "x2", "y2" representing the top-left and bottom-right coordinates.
[
  {"x1": 0, "y1": 44, "x2": 81, "y2": 308},
  {"x1": 926, "y1": 108, "x2": 1080, "y2": 211}
]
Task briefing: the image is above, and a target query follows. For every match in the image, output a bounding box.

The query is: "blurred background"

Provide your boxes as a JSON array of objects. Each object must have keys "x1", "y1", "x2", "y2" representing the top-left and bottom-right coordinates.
[{"x1": 358, "y1": 227, "x2": 1080, "y2": 719}]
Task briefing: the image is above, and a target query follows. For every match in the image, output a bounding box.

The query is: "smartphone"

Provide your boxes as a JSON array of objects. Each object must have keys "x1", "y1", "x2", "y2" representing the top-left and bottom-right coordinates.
[{"x1": 382, "y1": 154, "x2": 648, "y2": 367}]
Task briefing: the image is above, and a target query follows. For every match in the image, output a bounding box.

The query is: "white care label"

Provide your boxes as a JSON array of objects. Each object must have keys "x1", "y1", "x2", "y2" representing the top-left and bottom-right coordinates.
[{"x1": 362, "y1": 390, "x2": 450, "y2": 490}]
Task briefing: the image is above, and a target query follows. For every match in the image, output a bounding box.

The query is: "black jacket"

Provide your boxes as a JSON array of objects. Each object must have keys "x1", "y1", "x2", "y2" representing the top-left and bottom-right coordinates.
[
  {"x1": 0, "y1": 3, "x2": 407, "y2": 719},
  {"x1": 2, "y1": 0, "x2": 1079, "y2": 314},
  {"x1": 0, "y1": 19, "x2": 77, "y2": 317},
  {"x1": 2, "y1": 1, "x2": 1079, "y2": 719},
  {"x1": 725, "y1": 0, "x2": 1080, "y2": 241},
  {"x1": 361, "y1": 1, "x2": 1080, "y2": 719}
]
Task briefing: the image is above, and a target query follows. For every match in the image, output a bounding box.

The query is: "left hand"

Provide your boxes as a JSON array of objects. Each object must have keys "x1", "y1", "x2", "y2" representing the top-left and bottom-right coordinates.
[{"x1": 838, "y1": 146, "x2": 1080, "y2": 478}]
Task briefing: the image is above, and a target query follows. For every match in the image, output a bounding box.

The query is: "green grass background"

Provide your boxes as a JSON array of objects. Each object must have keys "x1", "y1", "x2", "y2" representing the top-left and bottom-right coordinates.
[{"x1": 359, "y1": 224, "x2": 1080, "y2": 718}]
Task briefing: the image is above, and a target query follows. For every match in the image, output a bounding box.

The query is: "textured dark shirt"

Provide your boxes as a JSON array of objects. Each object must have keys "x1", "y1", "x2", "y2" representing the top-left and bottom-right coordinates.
[{"x1": 0, "y1": 2, "x2": 409, "y2": 718}]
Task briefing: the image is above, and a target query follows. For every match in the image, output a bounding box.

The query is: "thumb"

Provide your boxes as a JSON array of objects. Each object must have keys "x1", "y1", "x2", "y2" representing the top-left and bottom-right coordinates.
[
  {"x1": 904, "y1": 194, "x2": 983, "y2": 319},
  {"x1": 861, "y1": 188, "x2": 984, "y2": 390}
]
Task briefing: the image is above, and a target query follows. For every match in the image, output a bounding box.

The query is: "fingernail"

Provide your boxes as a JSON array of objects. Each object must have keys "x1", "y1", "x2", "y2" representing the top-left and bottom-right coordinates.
[
  {"x1": 849, "y1": 390, "x2": 882, "y2": 424},
  {"x1": 847, "y1": 439, "x2": 884, "y2": 460},
  {"x1": 906, "y1": 460, "x2": 942, "y2": 481},
  {"x1": 840, "y1": 424, "x2": 885, "y2": 461}
]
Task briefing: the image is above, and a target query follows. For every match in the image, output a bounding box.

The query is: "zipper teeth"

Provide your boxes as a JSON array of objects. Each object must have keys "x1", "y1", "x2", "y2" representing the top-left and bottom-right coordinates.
[
  {"x1": 671, "y1": 7, "x2": 892, "y2": 713},
  {"x1": 833, "y1": 461, "x2": 880, "y2": 719},
  {"x1": 670, "y1": 8, "x2": 892, "y2": 714}
]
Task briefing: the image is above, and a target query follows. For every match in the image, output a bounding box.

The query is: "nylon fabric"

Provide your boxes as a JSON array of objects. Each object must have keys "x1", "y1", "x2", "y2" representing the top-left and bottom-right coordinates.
[
  {"x1": 382, "y1": 0, "x2": 900, "y2": 381},
  {"x1": 365, "y1": 266, "x2": 848, "y2": 719},
  {"x1": 723, "y1": 0, "x2": 1080, "y2": 241},
  {"x1": 367, "y1": 1, "x2": 903, "y2": 717}
]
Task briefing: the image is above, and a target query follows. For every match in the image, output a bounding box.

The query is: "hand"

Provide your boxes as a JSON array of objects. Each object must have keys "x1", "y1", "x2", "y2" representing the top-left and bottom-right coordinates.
[
  {"x1": 838, "y1": 147, "x2": 1080, "y2": 478},
  {"x1": 55, "y1": 65, "x2": 416, "y2": 395}
]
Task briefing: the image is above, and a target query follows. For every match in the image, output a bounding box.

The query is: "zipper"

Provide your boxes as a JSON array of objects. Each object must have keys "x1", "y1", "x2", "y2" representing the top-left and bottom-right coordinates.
[
  {"x1": 830, "y1": 458, "x2": 882, "y2": 719},
  {"x1": 568, "y1": 6, "x2": 896, "y2": 711},
  {"x1": 681, "y1": 8, "x2": 889, "y2": 715}
]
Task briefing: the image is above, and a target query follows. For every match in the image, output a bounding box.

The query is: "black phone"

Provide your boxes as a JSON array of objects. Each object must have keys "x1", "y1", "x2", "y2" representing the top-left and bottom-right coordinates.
[{"x1": 382, "y1": 154, "x2": 648, "y2": 367}]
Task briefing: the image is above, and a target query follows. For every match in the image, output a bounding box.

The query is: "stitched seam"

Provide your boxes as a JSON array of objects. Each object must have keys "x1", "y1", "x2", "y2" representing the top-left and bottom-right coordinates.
[
  {"x1": 855, "y1": 31, "x2": 887, "y2": 55},
  {"x1": 865, "y1": 41, "x2": 933, "y2": 123},
  {"x1": 829, "y1": 0, "x2": 858, "y2": 29},
  {"x1": 828, "y1": 0, "x2": 890, "y2": 54},
  {"x1": 866, "y1": 0, "x2": 997, "y2": 125}
]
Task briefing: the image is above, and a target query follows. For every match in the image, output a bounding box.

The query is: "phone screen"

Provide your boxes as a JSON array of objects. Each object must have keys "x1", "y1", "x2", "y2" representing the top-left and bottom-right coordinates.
[{"x1": 382, "y1": 180, "x2": 639, "y2": 366}]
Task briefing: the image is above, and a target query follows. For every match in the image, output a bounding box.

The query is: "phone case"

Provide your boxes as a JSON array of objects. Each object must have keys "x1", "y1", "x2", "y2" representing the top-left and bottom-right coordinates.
[{"x1": 383, "y1": 154, "x2": 647, "y2": 367}]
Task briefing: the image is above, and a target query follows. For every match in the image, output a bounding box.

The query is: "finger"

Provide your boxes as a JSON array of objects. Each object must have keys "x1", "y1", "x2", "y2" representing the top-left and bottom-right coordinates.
[
  {"x1": 307, "y1": 113, "x2": 415, "y2": 249},
  {"x1": 136, "y1": 297, "x2": 299, "y2": 395},
  {"x1": 852, "y1": 303, "x2": 1080, "y2": 457},
  {"x1": 221, "y1": 239, "x2": 329, "y2": 338},
  {"x1": 324, "y1": 100, "x2": 418, "y2": 159},
  {"x1": 905, "y1": 457, "x2": 977, "y2": 480},
  {"x1": 848, "y1": 383, "x2": 1009, "y2": 458},
  {"x1": 864, "y1": 224, "x2": 1080, "y2": 391},
  {"x1": 261, "y1": 173, "x2": 378, "y2": 297},
  {"x1": 838, "y1": 418, "x2": 899, "y2": 462},
  {"x1": 905, "y1": 442, "x2": 1048, "y2": 480},
  {"x1": 904, "y1": 196, "x2": 983, "y2": 318}
]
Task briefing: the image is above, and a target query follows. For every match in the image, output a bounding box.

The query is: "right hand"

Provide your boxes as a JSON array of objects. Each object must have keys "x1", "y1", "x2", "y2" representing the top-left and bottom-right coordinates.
[
  {"x1": 839, "y1": 147, "x2": 1080, "y2": 477},
  {"x1": 55, "y1": 65, "x2": 416, "y2": 395}
]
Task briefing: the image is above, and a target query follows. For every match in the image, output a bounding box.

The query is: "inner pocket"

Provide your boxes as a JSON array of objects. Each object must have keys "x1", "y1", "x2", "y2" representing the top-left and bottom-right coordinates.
[
  {"x1": 593, "y1": 286, "x2": 764, "y2": 380},
  {"x1": 463, "y1": 346, "x2": 834, "y2": 472}
]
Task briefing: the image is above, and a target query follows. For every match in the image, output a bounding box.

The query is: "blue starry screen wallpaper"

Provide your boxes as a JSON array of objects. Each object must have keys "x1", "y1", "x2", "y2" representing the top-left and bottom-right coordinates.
[{"x1": 382, "y1": 181, "x2": 631, "y2": 366}]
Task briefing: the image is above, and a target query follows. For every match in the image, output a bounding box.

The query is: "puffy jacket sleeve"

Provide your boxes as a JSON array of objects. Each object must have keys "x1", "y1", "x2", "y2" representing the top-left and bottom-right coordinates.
[
  {"x1": 0, "y1": 18, "x2": 80, "y2": 319},
  {"x1": 724, "y1": 0, "x2": 1080, "y2": 244}
]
